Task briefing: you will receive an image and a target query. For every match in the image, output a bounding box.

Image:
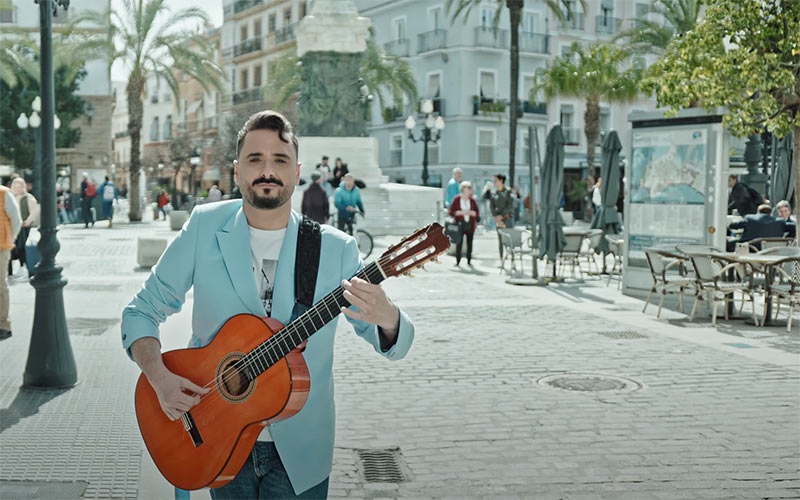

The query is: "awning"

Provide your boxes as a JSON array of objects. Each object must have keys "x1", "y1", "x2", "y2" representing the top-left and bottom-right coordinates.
[{"x1": 203, "y1": 167, "x2": 221, "y2": 181}]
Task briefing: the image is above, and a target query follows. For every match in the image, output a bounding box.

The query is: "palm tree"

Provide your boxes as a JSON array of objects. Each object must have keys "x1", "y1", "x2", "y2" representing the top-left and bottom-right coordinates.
[
  {"x1": 533, "y1": 42, "x2": 641, "y2": 177},
  {"x1": 612, "y1": 0, "x2": 703, "y2": 55},
  {"x1": 89, "y1": 0, "x2": 224, "y2": 221},
  {"x1": 446, "y1": 0, "x2": 584, "y2": 188}
]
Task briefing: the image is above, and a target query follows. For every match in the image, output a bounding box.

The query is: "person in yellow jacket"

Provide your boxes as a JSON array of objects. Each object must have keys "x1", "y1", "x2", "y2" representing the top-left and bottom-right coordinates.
[{"x1": 0, "y1": 184, "x2": 22, "y2": 340}]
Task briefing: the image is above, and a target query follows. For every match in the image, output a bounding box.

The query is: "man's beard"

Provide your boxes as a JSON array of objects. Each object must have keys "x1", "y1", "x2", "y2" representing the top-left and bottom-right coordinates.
[{"x1": 243, "y1": 180, "x2": 293, "y2": 210}]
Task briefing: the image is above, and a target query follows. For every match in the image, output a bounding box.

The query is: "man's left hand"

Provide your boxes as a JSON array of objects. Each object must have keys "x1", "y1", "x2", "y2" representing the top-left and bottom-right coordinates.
[{"x1": 341, "y1": 277, "x2": 399, "y2": 336}]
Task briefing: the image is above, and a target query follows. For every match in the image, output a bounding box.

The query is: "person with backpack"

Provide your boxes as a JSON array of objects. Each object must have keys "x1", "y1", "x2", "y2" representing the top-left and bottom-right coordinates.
[
  {"x1": 728, "y1": 175, "x2": 762, "y2": 216},
  {"x1": 99, "y1": 176, "x2": 118, "y2": 228},
  {"x1": 80, "y1": 172, "x2": 96, "y2": 228}
]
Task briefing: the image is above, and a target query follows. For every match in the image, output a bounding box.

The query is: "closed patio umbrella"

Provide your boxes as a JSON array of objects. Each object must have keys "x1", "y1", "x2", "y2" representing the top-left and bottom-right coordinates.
[
  {"x1": 590, "y1": 130, "x2": 623, "y2": 256},
  {"x1": 770, "y1": 132, "x2": 794, "y2": 208},
  {"x1": 538, "y1": 125, "x2": 566, "y2": 262}
]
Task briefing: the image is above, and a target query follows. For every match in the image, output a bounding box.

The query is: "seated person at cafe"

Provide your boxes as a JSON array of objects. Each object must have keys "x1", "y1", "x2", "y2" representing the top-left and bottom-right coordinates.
[
  {"x1": 726, "y1": 203, "x2": 793, "y2": 251},
  {"x1": 776, "y1": 200, "x2": 797, "y2": 238}
]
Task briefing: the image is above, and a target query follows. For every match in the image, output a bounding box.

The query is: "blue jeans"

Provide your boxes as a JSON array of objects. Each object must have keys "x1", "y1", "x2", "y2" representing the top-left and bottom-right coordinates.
[{"x1": 209, "y1": 442, "x2": 329, "y2": 500}]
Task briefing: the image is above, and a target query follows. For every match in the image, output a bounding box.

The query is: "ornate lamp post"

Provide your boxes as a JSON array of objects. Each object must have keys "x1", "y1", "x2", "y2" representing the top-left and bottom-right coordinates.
[
  {"x1": 16, "y1": 96, "x2": 60, "y2": 201},
  {"x1": 23, "y1": 0, "x2": 77, "y2": 389},
  {"x1": 405, "y1": 99, "x2": 445, "y2": 186}
]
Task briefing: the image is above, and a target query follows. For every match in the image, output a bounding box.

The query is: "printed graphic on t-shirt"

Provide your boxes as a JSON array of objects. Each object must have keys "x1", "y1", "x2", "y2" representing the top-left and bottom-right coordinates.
[{"x1": 258, "y1": 259, "x2": 278, "y2": 316}]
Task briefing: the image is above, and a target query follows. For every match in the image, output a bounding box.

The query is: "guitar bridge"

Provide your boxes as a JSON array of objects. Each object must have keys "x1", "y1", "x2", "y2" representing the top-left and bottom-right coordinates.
[{"x1": 181, "y1": 411, "x2": 204, "y2": 448}]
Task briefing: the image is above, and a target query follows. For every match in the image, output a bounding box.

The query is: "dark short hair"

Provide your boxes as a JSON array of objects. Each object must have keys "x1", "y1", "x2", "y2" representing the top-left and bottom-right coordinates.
[
  {"x1": 495, "y1": 174, "x2": 506, "y2": 183},
  {"x1": 322, "y1": 155, "x2": 328, "y2": 160},
  {"x1": 758, "y1": 204, "x2": 772, "y2": 214},
  {"x1": 236, "y1": 110, "x2": 298, "y2": 159}
]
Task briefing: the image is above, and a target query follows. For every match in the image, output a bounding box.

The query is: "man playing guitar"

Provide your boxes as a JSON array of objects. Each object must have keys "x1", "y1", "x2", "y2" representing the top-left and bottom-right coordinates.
[{"x1": 121, "y1": 110, "x2": 415, "y2": 499}]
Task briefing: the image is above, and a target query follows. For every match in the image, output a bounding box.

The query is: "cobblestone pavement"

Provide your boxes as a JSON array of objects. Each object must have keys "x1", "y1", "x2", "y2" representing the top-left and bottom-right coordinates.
[{"x1": 0, "y1": 220, "x2": 798, "y2": 500}]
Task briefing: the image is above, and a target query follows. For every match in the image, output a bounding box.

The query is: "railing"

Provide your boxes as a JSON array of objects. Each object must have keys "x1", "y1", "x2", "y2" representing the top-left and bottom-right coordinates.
[
  {"x1": 231, "y1": 0, "x2": 263, "y2": 16},
  {"x1": 221, "y1": 47, "x2": 233, "y2": 59},
  {"x1": 419, "y1": 97, "x2": 446, "y2": 116},
  {"x1": 562, "y1": 12, "x2": 585, "y2": 30},
  {"x1": 522, "y1": 101, "x2": 547, "y2": 114},
  {"x1": 417, "y1": 29, "x2": 447, "y2": 53},
  {"x1": 232, "y1": 87, "x2": 263, "y2": 105},
  {"x1": 384, "y1": 38, "x2": 410, "y2": 57},
  {"x1": 234, "y1": 37, "x2": 263, "y2": 57},
  {"x1": 389, "y1": 151, "x2": 403, "y2": 167},
  {"x1": 268, "y1": 23, "x2": 296, "y2": 46},
  {"x1": 0, "y1": 6, "x2": 17, "y2": 23},
  {"x1": 596, "y1": 16, "x2": 620, "y2": 34},
  {"x1": 519, "y1": 32, "x2": 548, "y2": 54},
  {"x1": 473, "y1": 97, "x2": 506, "y2": 115},
  {"x1": 562, "y1": 127, "x2": 581, "y2": 145},
  {"x1": 475, "y1": 26, "x2": 508, "y2": 48}
]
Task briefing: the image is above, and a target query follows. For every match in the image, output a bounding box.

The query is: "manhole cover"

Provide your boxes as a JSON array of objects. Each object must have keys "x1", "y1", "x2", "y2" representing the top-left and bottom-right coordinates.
[
  {"x1": 597, "y1": 330, "x2": 648, "y2": 339},
  {"x1": 356, "y1": 448, "x2": 408, "y2": 483},
  {"x1": 67, "y1": 317, "x2": 120, "y2": 336},
  {"x1": 0, "y1": 480, "x2": 87, "y2": 499},
  {"x1": 537, "y1": 373, "x2": 641, "y2": 393},
  {"x1": 67, "y1": 284, "x2": 121, "y2": 292}
]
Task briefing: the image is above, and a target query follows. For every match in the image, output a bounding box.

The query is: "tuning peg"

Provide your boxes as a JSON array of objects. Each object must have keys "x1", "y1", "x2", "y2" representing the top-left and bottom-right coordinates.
[
  {"x1": 432, "y1": 257, "x2": 440, "y2": 263},
  {"x1": 420, "y1": 265, "x2": 428, "y2": 272},
  {"x1": 403, "y1": 272, "x2": 415, "y2": 278}
]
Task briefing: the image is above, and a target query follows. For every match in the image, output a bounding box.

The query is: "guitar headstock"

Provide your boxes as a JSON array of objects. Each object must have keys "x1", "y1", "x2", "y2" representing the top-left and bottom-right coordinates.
[{"x1": 379, "y1": 223, "x2": 450, "y2": 278}]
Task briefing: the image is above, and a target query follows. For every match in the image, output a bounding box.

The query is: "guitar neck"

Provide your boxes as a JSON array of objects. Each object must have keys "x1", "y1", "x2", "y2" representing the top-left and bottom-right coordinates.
[{"x1": 242, "y1": 261, "x2": 385, "y2": 379}]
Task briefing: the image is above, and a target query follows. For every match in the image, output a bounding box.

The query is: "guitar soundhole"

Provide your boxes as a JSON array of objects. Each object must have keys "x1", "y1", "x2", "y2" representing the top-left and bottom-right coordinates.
[{"x1": 217, "y1": 354, "x2": 256, "y2": 403}]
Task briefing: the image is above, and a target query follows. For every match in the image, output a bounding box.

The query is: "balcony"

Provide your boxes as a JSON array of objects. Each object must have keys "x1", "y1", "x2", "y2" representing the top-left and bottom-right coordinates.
[
  {"x1": 417, "y1": 29, "x2": 447, "y2": 54},
  {"x1": 562, "y1": 127, "x2": 580, "y2": 145},
  {"x1": 475, "y1": 26, "x2": 508, "y2": 49},
  {"x1": 383, "y1": 38, "x2": 410, "y2": 57},
  {"x1": 234, "y1": 37, "x2": 262, "y2": 57},
  {"x1": 473, "y1": 97, "x2": 507, "y2": 116},
  {"x1": 267, "y1": 24, "x2": 296, "y2": 46},
  {"x1": 232, "y1": 87, "x2": 263, "y2": 105},
  {"x1": 596, "y1": 16, "x2": 620, "y2": 34},
  {"x1": 522, "y1": 101, "x2": 547, "y2": 114},
  {"x1": 225, "y1": 0, "x2": 263, "y2": 18},
  {"x1": 562, "y1": 12, "x2": 585, "y2": 31},
  {"x1": 519, "y1": 32, "x2": 548, "y2": 54},
  {"x1": 419, "y1": 97, "x2": 446, "y2": 116}
]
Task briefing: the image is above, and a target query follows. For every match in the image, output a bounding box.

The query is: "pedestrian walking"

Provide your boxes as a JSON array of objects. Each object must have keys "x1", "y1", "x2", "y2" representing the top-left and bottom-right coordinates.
[
  {"x1": 592, "y1": 177, "x2": 603, "y2": 209},
  {"x1": 99, "y1": 176, "x2": 118, "y2": 228},
  {"x1": 330, "y1": 157, "x2": 349, "y2": 189},
  {"x1": 448, "y1": 181, "x2": 479, "y2": 267},
  {"x1": 157, "y1": 191, "x2": 168, "y2": 219},
  {"x1": 8, "y1": 178, "x2": 39, "y2": 276},
  {"x1": 490, "y1": 174, "x2": 514, "y2": 259},
  {"x1": 208, "y1": 185, "x2": 222, "y2": 202},
  {"x1": 80, "y1": 172, "x2": 96, "y2": 228},
  {"x1": 316, "y1": 156, "x2": 333, "y2": 198},
  {"x1": 445, "y1": 168, "x2": 463, "y2": 207},
  {"x1": 334, "y1": 173, "x2": 364, "y2": 235},
  {"x1": 121, "y1": 110, "x2": 414, "y2": 499},
  {"x1": 0, "y1": 184, "x2": 22, "y2": 340},
  {"x1": 302, "y1": 172, "x2": 330, "y2": 224}
]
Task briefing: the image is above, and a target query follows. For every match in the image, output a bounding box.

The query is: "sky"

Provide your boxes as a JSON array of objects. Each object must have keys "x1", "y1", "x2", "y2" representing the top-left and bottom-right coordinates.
[{"x1": 109, "y1": 0, "x2": 224, "y2": 82}]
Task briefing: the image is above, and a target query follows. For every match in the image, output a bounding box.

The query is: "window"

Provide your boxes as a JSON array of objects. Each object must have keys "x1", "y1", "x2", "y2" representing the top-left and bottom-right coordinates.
[
  {"x1": 268, "y1": 13, "x2": 276, "y2": 32},
  {"x1": 477, "y1": 129, "x2": 495, "y2": 164},
  {"x1": 392, "y1": 17, "x2": 406, "y2": 40},
  {"x1": 240, "y1": 25, "x2": 248, "y2": 42},
  {"x1": 240, "y1": 69, "x2": 249, "y2": 90},
  {"x1": 523, "y1": 12, "x2": 538, "y2": 33},
  {"x1": 560, "y1": 105, "x2": 578, "y2": 144},
  {"x1": 427, "y1": 73, "x2": 441, "y2": 99},
  {"x1": 150, "y1": 117, "x2": 160, "y2": 142},
  {"x1": 390, "y1": 134, "x2": 403, "y2": 166},
  {"x1": 163, "y1": 93, "x2": 171, "y2": 102},
  {"x1": 560, "y1": 44, "x2": 572, "y2": 56},
  {"x1": 635, "y1": 3, "x2": 649, "y2": 19},
  {"x1": 253, "y1": 65, "x2": 262, "y2": 87},
  {"x1": 283, "y1": 7, "x2": 292, "y2": 25},
  {"x1": 0, "y1": 3, "x2": 15, "y2": 23},
  {"x1": 163, "y1": 115, "x2": 172, "y2": 140},
  {"x1": 522, "y1": 75, "x2": 535, "y2": 101},
  {"x1": 300, "y1": 2, "x2": 307, "y2": 18},
  {"x1": 253, "y1": 19, "x2": 262, "y2": 38},
  {"x1": 429, "y1": 6, "x2": 442, "y2": 30},
  {"x1": 428, "y1": 141, "x2": 440, "y2": 165},
  {"x1": 521, "y1": 130, "x2": 530, "y2": 164},
  {"x1": 479, "y1": 70, "x2": 496, "y2": 98},
  {"x1": 231, "y1": 69, "x2": 236, "y2": 91},
  {"x1": 480, "y1": 7, "x2": 494, "y2": 28}
]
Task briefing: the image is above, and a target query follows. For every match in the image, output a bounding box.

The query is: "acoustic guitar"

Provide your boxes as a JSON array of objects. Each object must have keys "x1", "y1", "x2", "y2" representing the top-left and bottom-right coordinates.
[{"x1": 134, "y1": 223, "x2": 449, "y2": 490}]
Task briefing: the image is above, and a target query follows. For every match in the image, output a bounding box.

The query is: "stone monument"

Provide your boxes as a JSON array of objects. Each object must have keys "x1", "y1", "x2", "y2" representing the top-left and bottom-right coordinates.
[{"x1": 291, "y1": 0, "x2": 442, "y2": 236}]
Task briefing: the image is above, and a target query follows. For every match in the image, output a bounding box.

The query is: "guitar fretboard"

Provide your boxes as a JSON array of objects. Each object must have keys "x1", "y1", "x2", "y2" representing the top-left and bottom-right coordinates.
[{"x1": 239, "y1": 261, "x2": 385, "y2": 380}]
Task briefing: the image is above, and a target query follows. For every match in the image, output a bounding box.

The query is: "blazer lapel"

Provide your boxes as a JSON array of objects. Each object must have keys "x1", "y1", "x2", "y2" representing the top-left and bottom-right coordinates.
[{"x1": 216, "y1": 207, "x2": 263, "y2": 315}]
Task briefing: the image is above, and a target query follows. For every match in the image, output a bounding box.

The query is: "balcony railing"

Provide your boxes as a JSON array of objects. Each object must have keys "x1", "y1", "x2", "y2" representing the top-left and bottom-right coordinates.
[
  {"x1": 473, "y1": 97, "x2": 507, "y2": 115},
  {"x1": 234, "y1": 37, "x2": 262, "y2": 57},
  {"x1": 229, "y1": 0, "x2": 263, "y2": 17},
  {"x1": 383, "y1": 38, "x2": 410, "y2": 57},
  {"x1": 417, "y1": 29, "x2": 447, "y2": 53},
  {"x1": 232, "y1": 87, "x2": 263, "y2": 105},
  {"x1": 268, "y1": 24, "x2": 296, "y2": 46},
  {"x1": 419, "y1": 97, "x2": 446, "y2": 116},
  {"x1": 562, "y1": 12, "x2": 585, "y2": 30},
  {"x1": 562, "y1": 127, "x2": 580, "y2": 145},
  {"x1": 519, "y1": 32, "x2": 548, "y2": 54},
  {"x1": 389, "y1": 151, "x2": 403, "y2": 167},
  {"x1": 596, "y1": 16, "x2": 620, "y2": 34},
  {"x1": 522, "y1": 101, "x2": 547, "y2": 114},
  {"x1": 475, "y1": 26, "x2": 508, "y2": 48}
]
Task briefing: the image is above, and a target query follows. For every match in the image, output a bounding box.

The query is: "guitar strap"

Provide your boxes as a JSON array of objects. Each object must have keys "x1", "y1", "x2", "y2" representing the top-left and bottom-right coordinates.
[{"x1": 291, "y1": 215, "x2": 321, "y2": 321}]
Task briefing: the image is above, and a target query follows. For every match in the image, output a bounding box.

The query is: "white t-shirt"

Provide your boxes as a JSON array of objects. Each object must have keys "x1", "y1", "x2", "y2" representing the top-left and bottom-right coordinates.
[
  {"x1": 460, "y1": 196, "x2": 471, "y2": 222},
  {"x1": 248, "y1": 225, "x2": 287, "y2": 441}
]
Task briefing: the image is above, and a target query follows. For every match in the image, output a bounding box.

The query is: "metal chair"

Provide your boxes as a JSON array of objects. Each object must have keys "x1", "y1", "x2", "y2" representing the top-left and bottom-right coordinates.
[
  {"x1": 499, "y1": 228, "x2": 534, "y2": 276},
  {"x1": 745, "y1": 237, "x2": 794, "y2": 253},
  {"x1": 764, "y1": 256, "x2": 800, "y2": 332},
  {"x1": 580, "y1": 229, "x2": 604, "y2": 273},
  {"x1": 687, "y1": 253, "x2": 758, "y2": 326},
  {"x1": 605, "y1": 235, "x2": 624, "y2": 289},
  {"x1": 558, "y1": 233, "x2": 585, "y2": 279},
  {"x1": 643, "y1": 248, "x2": 696, "y2": 318}
]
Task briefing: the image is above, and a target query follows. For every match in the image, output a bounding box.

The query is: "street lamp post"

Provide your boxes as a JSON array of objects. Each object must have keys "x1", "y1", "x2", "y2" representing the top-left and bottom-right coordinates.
[
  {"x1": 16, "y1": 96, "x2": 60, "y2": 202},
  {"x1": 405, "y1": 99, "x2": 445, "y2": 187},
  {"x1": 23, "y1": 0, "x2": 77, "y2": 389}
]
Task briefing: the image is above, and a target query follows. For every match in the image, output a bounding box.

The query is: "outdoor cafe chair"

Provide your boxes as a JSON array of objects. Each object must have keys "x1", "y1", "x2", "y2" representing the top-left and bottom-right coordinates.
[
  {"x1": 605, "y1": 235, "x2": 624, "y2": 289},
  {"x1": 643, "y1": 248, "x2": 696, "y2": 318},
  {"x1": 580, "y1": 229, "x2": 605, "y2": 273},
  {"x1": 498, "y1": 228, "x2": 534, "y2": 276},
  {"x1": 762, "y1": 256, "x2": 800, "y2": 331},
  {"x1": 744, "y1": 237, "x2": 794, "y2": 253},
  {"x1": 558, "y1": 233, "x2": 586, "y2": 279},
  {"x1": 687, "y1": 252, "x2": 758, "y2": 326}
]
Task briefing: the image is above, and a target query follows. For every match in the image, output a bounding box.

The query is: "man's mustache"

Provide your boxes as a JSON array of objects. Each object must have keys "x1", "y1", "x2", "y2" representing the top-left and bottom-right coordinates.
[{"x1": 252, "y1": 177, "x2": 283, "y2": 187}]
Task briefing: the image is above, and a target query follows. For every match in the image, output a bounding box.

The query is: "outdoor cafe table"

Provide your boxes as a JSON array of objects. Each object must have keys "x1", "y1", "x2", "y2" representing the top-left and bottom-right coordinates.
[{"x1": 719, "y1": 253, "x2": 788, "y2": 327}]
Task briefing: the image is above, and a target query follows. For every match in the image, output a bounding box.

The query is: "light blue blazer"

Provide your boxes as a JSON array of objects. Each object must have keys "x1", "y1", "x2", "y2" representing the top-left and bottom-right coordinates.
[{"x1": 121, "y1": 200, "x2": 415, "y2": 494}]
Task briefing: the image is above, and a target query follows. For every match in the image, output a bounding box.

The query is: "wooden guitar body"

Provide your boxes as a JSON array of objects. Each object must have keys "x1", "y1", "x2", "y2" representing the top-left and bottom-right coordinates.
[{"x1": 134, "y1": 314, "x2": 309, "y2": 490}]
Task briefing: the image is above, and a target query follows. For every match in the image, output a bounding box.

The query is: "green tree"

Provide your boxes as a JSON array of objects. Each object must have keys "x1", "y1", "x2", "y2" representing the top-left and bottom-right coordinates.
[
  {"x1": 612, "y1": 0, "x2": 703, "y2": 55},
  {"x1": 534, "y1": 42, "x2": 641, "y2": 177},
  {"x1": 643, "y1": 0, "x2": 800, "y2": 233},
  {"x1": 90, "y1": 1, "x2": 224, "y2": 221},
  {"x1": 446, "y1": 0, "x2": 584, "y2": 188}
]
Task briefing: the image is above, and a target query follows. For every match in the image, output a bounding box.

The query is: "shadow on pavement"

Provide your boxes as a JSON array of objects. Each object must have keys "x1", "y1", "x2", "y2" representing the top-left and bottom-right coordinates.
[
  {"x1": 0, "y1": 387, "x2": 71, "y2": 433},
  {"x1": 545, "y1": 282, "x2": 616, "y2": 304}
]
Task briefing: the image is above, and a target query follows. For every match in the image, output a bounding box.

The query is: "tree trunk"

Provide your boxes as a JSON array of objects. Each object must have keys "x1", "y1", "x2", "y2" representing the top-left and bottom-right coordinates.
[
  {"x1": 584, "y1": 98, "x2": 600, "y2": 179},
  {"x1": 794, "y1": 124, "x2": 800, "y2": 245},
  {"x1": 507, "y1": 0, "x2": 523, "y2": 189},
  {"x1": 126, "y1": 73, "x2": 144, "y2": 222}
]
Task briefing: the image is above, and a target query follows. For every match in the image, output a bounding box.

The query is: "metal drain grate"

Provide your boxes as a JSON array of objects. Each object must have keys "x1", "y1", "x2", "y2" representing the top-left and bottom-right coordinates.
[
  {"x1": 109, "y1": 237, "x2": 133, "y2": 242},
  {"x1": 538, "y1": 373, "x2": 642, "y2": 393},
  {"x1": 0, "y1": 480, "x2": 88, "y2": 499},
  {"x1": 597, "y1": 330, "x2": 648, "y2": 339},
  {"x1": 68, "y1": 317, "x2": 120, "y2": 336},
  {"x1": 67, "y1": 284, "x2": 121, "y2": 292},
  {"x1": 356, "y1": 448, "x2": 407, "y2": 483}
]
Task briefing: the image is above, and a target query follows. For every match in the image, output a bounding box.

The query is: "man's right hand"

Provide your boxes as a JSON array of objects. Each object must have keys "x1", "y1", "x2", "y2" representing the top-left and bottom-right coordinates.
[{"x1": 148, "y1": 367, "x2": 210, "y2": 421}]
